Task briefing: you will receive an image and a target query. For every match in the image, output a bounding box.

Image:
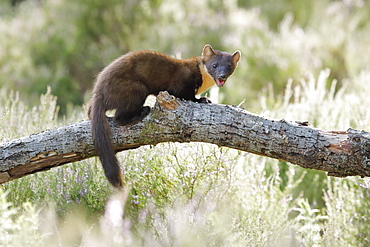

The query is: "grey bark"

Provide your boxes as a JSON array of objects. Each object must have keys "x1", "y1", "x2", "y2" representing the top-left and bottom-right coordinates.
[{"x1": 1, "y1": 91, "x2": 370, "y2": 184}]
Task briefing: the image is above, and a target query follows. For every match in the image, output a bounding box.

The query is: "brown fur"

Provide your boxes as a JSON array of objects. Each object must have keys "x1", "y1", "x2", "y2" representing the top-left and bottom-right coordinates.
[{"x1": 88, "y1": 45, "x2": 240, "y2": 188}]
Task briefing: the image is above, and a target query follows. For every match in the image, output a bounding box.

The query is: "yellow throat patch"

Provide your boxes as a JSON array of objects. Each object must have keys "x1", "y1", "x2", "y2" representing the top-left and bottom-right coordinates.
[{"x1": 197, "y1": 64, "x2": 216, "y2": 95}]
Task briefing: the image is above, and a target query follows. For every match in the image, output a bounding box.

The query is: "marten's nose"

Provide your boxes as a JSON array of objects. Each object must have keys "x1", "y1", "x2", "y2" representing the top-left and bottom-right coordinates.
[{"x1": 219, "y1": 73, "x2": 226, "y2": 80}]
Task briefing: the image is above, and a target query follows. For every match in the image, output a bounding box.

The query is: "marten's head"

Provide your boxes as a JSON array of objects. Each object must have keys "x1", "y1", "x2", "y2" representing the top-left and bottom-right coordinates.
[{"x1": 201, "y1": 44, "x2": 241, "y2": 87}]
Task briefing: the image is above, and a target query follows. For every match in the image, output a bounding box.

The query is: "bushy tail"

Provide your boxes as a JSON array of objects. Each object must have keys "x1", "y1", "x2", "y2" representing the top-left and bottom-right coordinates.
[{"x1": 91, "y1": 93, "x2": 123, "y2": 189}]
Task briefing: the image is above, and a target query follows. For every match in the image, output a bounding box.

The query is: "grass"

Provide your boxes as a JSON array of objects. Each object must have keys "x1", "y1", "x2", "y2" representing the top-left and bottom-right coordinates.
[{"x1": 1, "y1": 70, "x2": 370, "y2": 246}]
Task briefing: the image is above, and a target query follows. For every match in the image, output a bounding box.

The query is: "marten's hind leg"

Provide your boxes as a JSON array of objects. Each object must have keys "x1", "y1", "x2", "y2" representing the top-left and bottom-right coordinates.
[
  {"x1": 114, "y1": 82, "x2": 150, "y2": 126},
  {"x1": 115, "y1": 105, "x2": 150, "y2": 126}
]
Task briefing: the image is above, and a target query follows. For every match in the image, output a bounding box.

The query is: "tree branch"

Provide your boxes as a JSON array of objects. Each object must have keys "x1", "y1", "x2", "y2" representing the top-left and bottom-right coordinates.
[{"x1": 1, "y1": 91, "x2": 370, "y2": 184}]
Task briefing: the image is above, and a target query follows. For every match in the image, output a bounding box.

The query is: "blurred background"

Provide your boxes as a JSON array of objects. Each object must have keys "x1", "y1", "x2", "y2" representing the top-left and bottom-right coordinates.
[
  {"x1": 1, "y1": 0, "x2": 369, "y2": 114},
  {"x1": 1, "y1": 0, "x2": 370, "y2": 246}
]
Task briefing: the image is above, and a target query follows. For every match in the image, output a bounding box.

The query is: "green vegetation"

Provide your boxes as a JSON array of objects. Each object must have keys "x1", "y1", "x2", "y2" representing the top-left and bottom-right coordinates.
[
  {"x1": 1, "y1": 0, "x2": 370, "y2": 246},
  {"x1": 2, "y1": 0, "x2": 369, "y2": 113}
]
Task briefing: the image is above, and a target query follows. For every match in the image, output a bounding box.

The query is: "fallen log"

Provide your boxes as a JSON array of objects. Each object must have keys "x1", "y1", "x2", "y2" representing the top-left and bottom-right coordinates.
[{"x1": 1, "y1": 91, "x2": 369, "y2": 184}]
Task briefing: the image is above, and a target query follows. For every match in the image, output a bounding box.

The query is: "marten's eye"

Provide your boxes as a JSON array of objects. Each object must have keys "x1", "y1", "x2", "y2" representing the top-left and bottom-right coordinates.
[
  {"x1": 212, "y1": 63, "x2": 218, "y2": 68},
  {"x1": 228, "y1": 64, "x2": 232, "y2": 70}
]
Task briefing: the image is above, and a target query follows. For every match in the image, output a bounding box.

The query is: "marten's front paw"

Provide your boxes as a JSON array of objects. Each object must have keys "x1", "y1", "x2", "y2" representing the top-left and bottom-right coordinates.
[{"x1": 198, "y1": 97, "x2": 212, "y2": 103}]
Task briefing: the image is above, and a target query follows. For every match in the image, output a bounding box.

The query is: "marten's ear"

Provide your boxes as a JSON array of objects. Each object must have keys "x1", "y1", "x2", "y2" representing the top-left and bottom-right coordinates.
[
  {"x1": 232, "y1": 50, "x2": 241, "y2": 65},
  {"x1": 202, "y1": 44, "x2": 216, "y2": 57}
]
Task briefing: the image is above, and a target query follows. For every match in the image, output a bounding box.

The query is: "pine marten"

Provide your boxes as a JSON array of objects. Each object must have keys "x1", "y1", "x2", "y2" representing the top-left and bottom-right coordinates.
[{"x1": 88, "y1": 44, "x2": 241, "y2": 189}]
